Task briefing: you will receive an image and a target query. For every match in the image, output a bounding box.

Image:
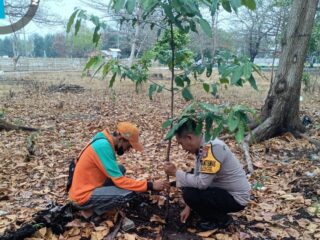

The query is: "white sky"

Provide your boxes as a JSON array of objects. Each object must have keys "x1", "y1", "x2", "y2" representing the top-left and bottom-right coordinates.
[
  {"x1": 0, "y1": 0, "x2": 89, "y2": 38},
  {"x1": 0, "y1": 0, "x2": 236, "y2": 38}
]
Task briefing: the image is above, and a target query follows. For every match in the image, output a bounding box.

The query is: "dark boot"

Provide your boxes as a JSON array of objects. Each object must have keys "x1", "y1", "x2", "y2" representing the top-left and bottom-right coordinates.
[{"x1": 197, "y1": 215, "x2": 233, "y2": 231}]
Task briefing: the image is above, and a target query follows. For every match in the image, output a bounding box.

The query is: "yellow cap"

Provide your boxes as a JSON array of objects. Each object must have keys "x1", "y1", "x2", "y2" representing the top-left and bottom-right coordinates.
[{"x1": 117, "y1": 122, "x2": 143, "y2": 151}]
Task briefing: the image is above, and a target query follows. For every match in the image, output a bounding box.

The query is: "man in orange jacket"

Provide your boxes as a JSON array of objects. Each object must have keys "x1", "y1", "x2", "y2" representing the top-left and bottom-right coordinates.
[{"x1": 68, "y1": 122, "x2": 169, "y2": 218}]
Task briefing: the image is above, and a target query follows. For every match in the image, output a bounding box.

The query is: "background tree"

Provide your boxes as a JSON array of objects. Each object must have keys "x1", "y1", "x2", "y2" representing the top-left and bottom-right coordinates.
[
  {"x1": 248, "y1": 0, "x2": 319, "y2": 146},
  {"x1": 33, "y1": 34, "x2": 45, "y2": 57},
  {"x1": 0, "y1": 38, "x2": 14, "y2": 57},
  {"x1": 67, "y1": 27, "x2": 102, "y2": 57},
  {"x1": 235, "y1": 0, "x2": 283, "y2": 61}
]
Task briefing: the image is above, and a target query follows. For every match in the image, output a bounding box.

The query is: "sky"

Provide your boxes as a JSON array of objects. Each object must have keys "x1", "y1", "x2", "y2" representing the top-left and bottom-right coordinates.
[
  {"x1": 0, "y1": 0, "x2": 89, "y2": 38},
  {"x1": 0, "y1": 0, "x2": 235, "y2": 39}
]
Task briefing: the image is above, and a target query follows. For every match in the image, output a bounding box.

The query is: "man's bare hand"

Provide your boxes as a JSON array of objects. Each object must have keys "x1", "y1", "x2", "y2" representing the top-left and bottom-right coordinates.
[
  {"x1": 164, "y1": 162, "x2": 177, "y2": 176},
  {"x1": 180, "y1": 205, "x2": 191, "y2": 223},
  {"x1": 152, "y1": 180, "x2": 170, "y2": 191}
]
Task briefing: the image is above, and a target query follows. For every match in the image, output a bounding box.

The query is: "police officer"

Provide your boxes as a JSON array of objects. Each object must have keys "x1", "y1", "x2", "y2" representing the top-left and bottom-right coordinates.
[{"x1": 164, "y1": 120, "x2": 251, "y2": 231}]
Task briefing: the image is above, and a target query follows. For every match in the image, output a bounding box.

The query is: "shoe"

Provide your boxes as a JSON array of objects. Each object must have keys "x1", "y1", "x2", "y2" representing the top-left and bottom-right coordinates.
[
  {"x1": 198, "y1": 216, "x2": 233, "y2": 231},
  {"x1": 121, "y1": 217, "x2": 135, "y2": 231}
]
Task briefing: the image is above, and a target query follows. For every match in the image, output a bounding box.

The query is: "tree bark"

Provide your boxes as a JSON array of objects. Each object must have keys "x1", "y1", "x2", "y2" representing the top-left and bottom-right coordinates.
[{"x1": 254, "y1": 0, "x2": 319, "y2": 143}]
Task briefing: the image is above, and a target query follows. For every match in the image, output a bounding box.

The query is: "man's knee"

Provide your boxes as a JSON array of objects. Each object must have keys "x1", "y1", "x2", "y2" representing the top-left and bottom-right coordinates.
[
  {"x1": 182, "y1": 187, "x2": 199, "y2": 205},
  {"x1": 118, "y1": 164, "x2": 126, "y2": 175}
]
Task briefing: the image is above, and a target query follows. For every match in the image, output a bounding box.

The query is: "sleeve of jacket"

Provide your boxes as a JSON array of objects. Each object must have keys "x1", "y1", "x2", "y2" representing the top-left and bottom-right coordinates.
[
  {"x1": 92, "y1": 139, "x2": 148, "y2": 192},
  {"x1": 111, "y1": 176, "x2": 147, "y2": 192},
  {"x1": 176, "y1": 143, "x2": 227, "y2": 189}
]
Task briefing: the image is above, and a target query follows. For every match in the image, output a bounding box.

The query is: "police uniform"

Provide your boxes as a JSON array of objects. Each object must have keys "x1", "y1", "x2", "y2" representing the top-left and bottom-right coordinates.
[{"x1": 176, "y1": 138, "x2": 251, "y2": 224}]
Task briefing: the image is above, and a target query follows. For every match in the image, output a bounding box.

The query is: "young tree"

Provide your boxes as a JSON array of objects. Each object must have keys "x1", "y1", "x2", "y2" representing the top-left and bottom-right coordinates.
[{"x1": 67, "y1": 0, "x2": 259, "y2": 170}]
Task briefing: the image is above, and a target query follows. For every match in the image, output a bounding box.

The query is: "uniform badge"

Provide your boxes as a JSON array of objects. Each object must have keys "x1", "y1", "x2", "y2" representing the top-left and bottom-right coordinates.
[
  {"x1": 200, "y1": 144, "x2": 221, "y2": 174},
  {"x1": 202, "y1": 145, "x2": 209, "y2": 158}
]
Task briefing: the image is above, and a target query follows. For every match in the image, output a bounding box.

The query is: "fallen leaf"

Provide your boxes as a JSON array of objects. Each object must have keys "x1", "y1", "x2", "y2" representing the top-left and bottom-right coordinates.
[
  {"x1": 150, "y1": 214, "x2": 166, "y2": 224},
  {"x1": 123, "y1": 233, "x2": 136, "y2": 240},
  {"x1": 197, "y1": 229, "x2": 217, "y2": 237}
]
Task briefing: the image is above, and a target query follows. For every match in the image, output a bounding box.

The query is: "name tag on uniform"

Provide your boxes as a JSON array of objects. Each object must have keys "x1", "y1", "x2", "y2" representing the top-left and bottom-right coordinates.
[{"x1": 200, "y1": 144, "x2": 221, "y2": 174}]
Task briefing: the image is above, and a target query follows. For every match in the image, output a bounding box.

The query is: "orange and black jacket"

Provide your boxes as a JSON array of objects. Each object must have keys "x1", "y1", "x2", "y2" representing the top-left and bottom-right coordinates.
[{"x1": 69, "y1": 130, "x2": 150, "y2": 205}]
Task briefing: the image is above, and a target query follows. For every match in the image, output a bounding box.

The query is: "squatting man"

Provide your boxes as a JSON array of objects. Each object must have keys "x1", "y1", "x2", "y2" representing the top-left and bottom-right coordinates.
[{"x1": 68, "y1": 121, "x2": 250, "y2": 231}]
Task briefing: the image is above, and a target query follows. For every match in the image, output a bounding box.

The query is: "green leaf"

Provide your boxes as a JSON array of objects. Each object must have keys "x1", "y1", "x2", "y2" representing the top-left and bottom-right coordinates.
[
  {"x1": 199, "y1": 103, "x2": 219, "y2": 113},
  {"x1": 243, "y1": 62, "x2": 253, "y2": 79},
  {"x1": 93, "y1": 26, "x2": 101, "y2": 46},
  {"x1": 206, "y1": 63, "x2": 213, "y2": 77},
  {"x1": 75, "y1": 19, "x2": 82, "y2": 36},
  {"x1": 162, "y1": 119, "x2": 173, "y2": 129},
  {"x1": 126, "y1": 0, "x2": 136, "y2": 14},
  {"x1": 221, "y1": 0, "x2": 232, "y2": 12},
  {"x1": 221, "y1": 65, "x2": 237, "y2": 78},
  {"x1": 148, "y1": 83, "x2": 157, "y2": 100},
  {"x1": 67, "y1": 10, "x2": 79, "y2": 33},
  {"x1": 183, "y1": 75, "x2": 191, "y2": 86},
  {"x1": 210, "y1": 0, "x2": 218, "y2": 16},
  {"x1": 241, "y1": 0, "x2": 256, "y2": 10},
  {"x1": 175, "y1": 76, "x2": 184, "y2": 87},
  {"x1": 114, "y1": 0, "x2": 126, "y2": 12},
  {"x1": 165, "y1": 117, "x2": 189, "y2": 140},
  {"x1": 109, "y1": 73, "x2": 117, "y2": 88},
  {"x1": 195, "y1": 121, "x2": 203, "y2": 135},
  {"x1": 157, "y1": 85, "x2": 164, "y2": 93},
  {"x1": 90, "y1": 15, "x2": 100, "y2": 26},
  {"x1": 219, "y1": 78, "x2": 229, "y2": 84},
  {"x1": 102, "y1": 61, "x2": 114, "y2": 78},
  {"x1": 235, "y1": 122, "x2": 245, "y2": 143},
  {"x1": 212, "y1": 122, "x2": 224, "y2": 139},
  {"x1": 163, "y1": 3, "x2": 175, "y2": 22},
  {"x1": 189, "y1": 20, "x2": 197, "y2": 32},
  {"x1": 142, "y1": 0, "x2": 158, "y2": 19},
  {"x1": 203, "y1": 83, "x2": 210, "y2": 93},
  {"x1": 211, "y1": 83, "x2": 218, "y2": 96},
  {"x1": 182, "y1": 87, "x2": 193, "y2": 101},
  {"x1": 84, "y1": 57, "x2": 98, "y2": 71},
  {"x1": 199, "y1": 18, "x2": 212, "y2": 37},
  {"x1": 227, "y1": 113, "x2": 239, "y2": 132},
  {"x1": 231, "y1": 66, "x2": 243, "y2": 85},
  {"x1": 248, "y1": 75, "x2": 258, "y2": 90},
  {"x1": 230, "y1": 0, "x2": 242, "y2": 12}
]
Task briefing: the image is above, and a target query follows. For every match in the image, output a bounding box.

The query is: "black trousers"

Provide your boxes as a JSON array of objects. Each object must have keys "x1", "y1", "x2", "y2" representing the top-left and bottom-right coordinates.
[{"x1": 182, "y1": 187, "x2": 245, "y2": 223}]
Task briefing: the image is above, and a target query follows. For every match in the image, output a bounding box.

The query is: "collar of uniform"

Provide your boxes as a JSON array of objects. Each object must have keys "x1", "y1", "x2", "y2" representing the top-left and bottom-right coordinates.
[{"x1": 102, "y1": 129, "x2": 115, "y2": 151}]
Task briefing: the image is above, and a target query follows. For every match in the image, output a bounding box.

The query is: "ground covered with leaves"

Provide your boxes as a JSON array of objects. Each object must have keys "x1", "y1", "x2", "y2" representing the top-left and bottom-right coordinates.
[{"x1": 0, "y1": 71, "x2": 319, "y2": 239}]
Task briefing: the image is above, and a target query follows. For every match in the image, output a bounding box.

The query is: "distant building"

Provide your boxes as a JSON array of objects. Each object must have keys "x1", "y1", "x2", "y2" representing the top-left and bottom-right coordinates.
[
  {"x1": 254, "y1": 58, "x2": 279, "y2": 67},
  {"x1": 88, "y1": 48, "x2": 121, "y2": 59}
]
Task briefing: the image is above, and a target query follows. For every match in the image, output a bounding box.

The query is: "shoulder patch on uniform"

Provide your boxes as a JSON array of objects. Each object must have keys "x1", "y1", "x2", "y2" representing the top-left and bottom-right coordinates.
[{"x1": 200, "y1": 144, "x2": 221, "y2": 174}]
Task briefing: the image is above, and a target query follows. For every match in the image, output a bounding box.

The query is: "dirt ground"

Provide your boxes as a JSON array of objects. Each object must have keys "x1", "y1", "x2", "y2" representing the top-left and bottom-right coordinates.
[{"x1": 0, "y1": 70, "x2": 319, "y2": 239}]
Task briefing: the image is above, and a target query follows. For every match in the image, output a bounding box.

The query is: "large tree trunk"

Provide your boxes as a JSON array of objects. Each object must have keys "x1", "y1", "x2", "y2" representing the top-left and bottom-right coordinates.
[{"x1": 252, "y1": 0, "x2": 319, "y2": 143}]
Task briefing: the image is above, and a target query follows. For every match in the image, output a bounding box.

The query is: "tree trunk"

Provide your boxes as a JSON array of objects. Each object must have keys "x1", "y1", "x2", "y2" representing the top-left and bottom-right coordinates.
[
  {"x1": 211, "y1": 13, "x2": 218, "y2": 56},
  {"x1": 128, "y1": 6, "x2": 142, "y2": 67},
  {"x1": 253, "y1": 0, "x2": 319, "y2": 143}
]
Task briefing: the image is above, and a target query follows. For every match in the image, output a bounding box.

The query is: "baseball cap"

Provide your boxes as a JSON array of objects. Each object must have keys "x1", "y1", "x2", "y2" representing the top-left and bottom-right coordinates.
[{"x1": 117, "y1": 122, "x2": 143, "y2": 151}]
